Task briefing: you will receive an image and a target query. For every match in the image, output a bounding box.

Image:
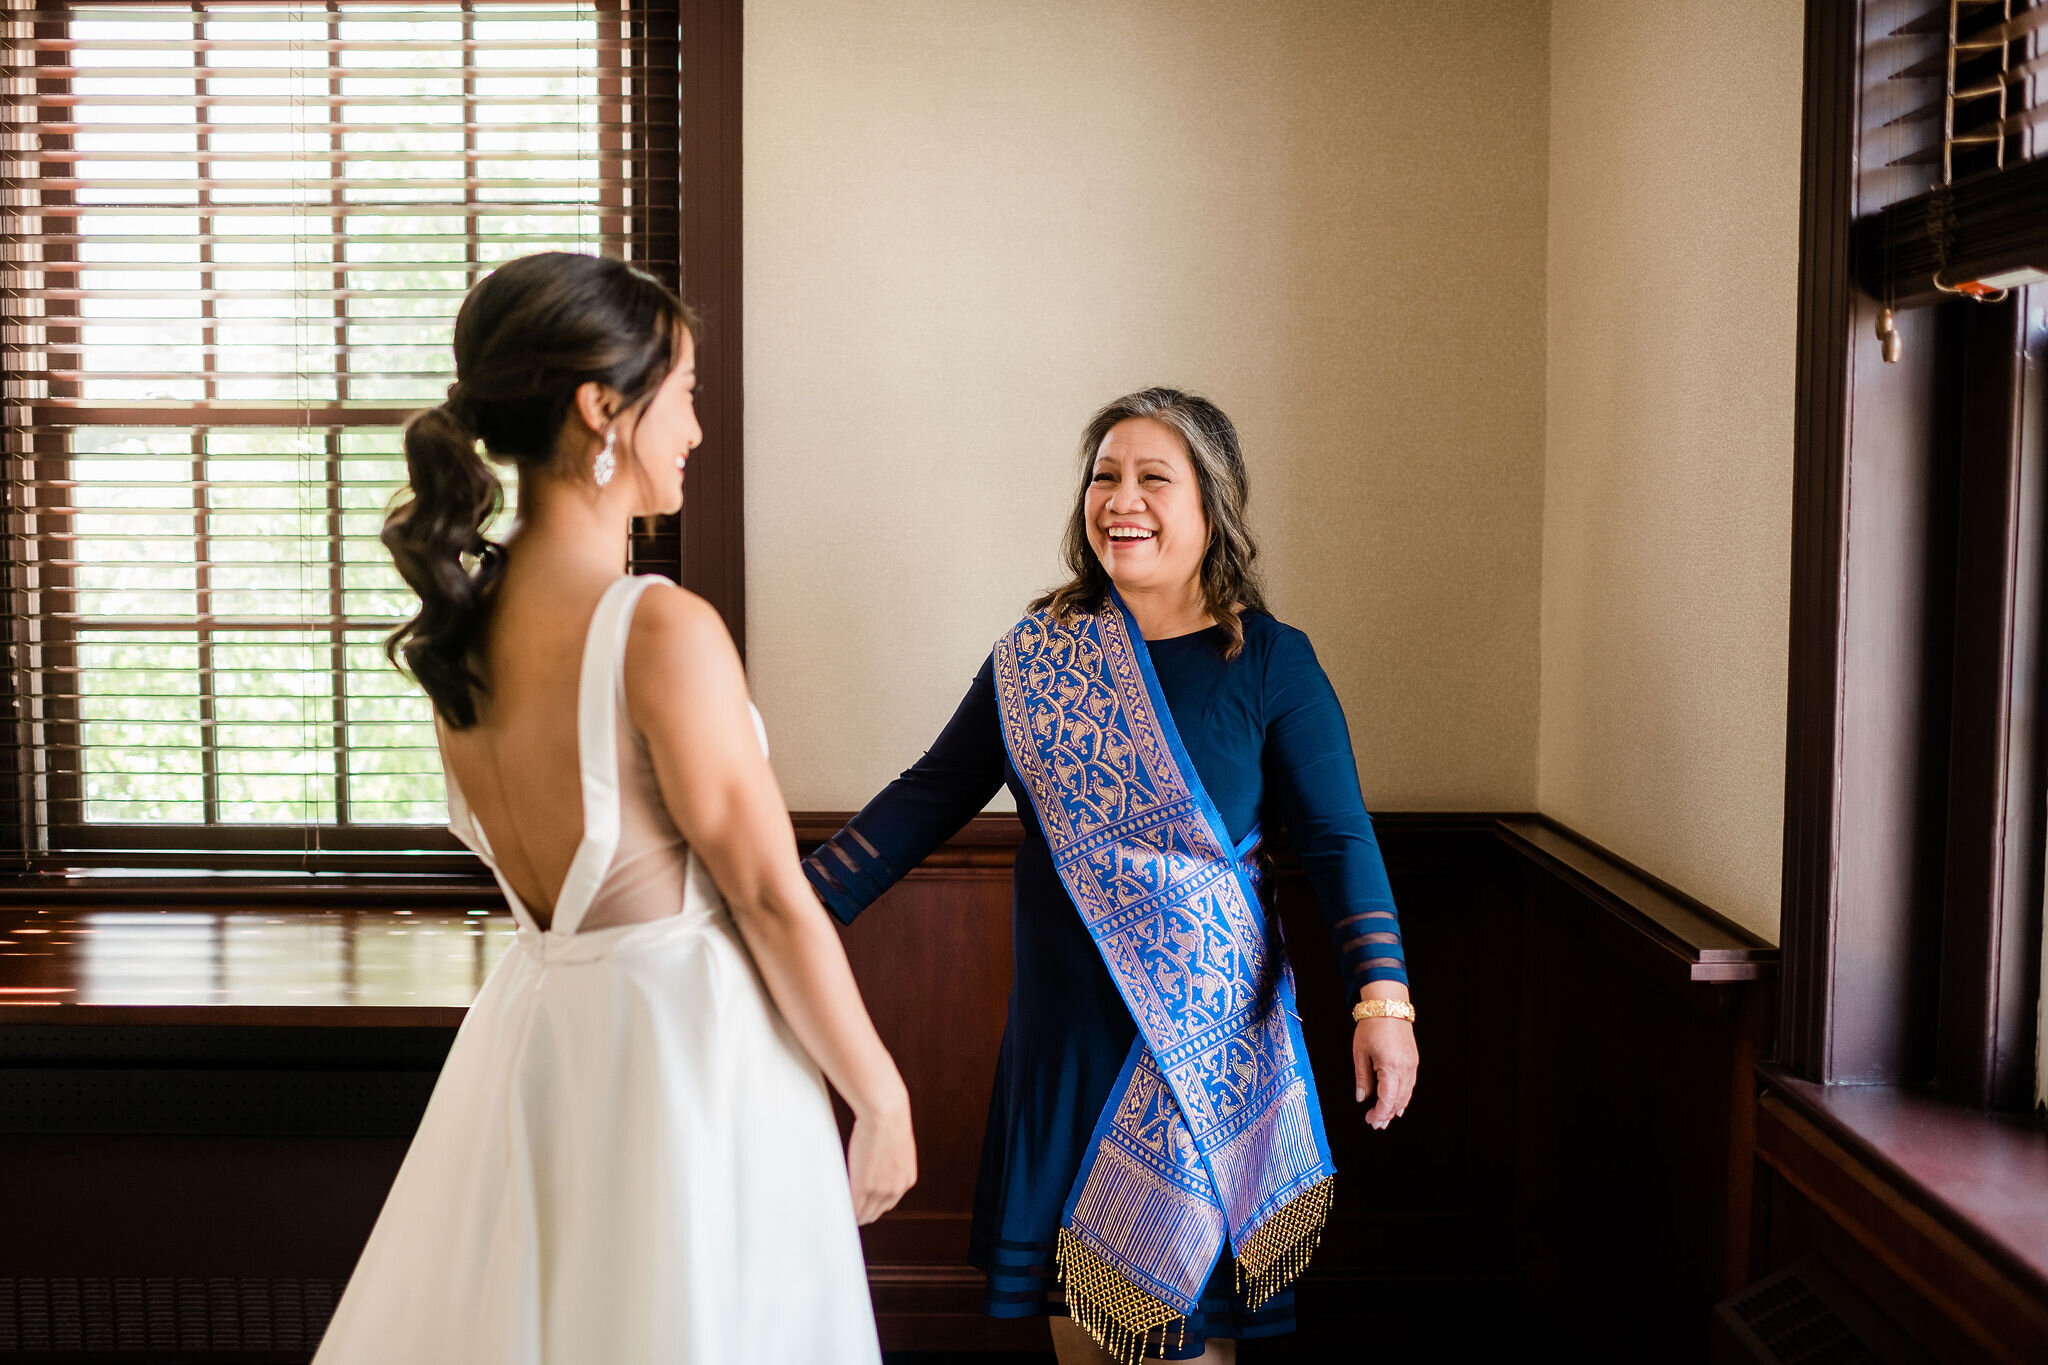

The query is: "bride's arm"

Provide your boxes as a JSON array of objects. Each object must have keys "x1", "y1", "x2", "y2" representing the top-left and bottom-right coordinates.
[{"x1": 624, "y1": 582, "x2": 914, "y2": 1225}]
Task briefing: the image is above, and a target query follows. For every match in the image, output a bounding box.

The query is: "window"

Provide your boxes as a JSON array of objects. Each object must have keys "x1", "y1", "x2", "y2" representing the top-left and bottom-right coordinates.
[
  {"x1": 1784, "y1": 0, "x2": 2048, "y2": 1114},
  {"x1": 1, "y1": 1, "x2": 684, "y2": 871}
]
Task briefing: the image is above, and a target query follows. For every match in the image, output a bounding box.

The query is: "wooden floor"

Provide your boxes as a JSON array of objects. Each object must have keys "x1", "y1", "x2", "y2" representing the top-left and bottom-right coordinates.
[{"x1": 0, "y1": 904, "x2": 515, "y2": 1026}]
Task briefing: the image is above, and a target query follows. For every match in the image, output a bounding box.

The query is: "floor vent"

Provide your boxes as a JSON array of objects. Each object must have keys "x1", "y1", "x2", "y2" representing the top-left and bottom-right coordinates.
[
  {"x1": 1712, "y1": 1256, "x2": 1929, "y2": 1365},
  {"x1": 0, "y1": 1277, "x2": 337, "y2": 1361}
]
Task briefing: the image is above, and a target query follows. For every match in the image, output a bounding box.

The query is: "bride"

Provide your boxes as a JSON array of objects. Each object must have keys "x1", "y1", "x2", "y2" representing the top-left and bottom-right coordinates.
[{"x1": 312, "y1": 252, "x2": 913, "y2": 1364}]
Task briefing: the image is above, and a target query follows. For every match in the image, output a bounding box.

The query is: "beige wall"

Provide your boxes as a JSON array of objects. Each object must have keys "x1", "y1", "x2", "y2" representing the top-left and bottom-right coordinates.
[
  {"x1": 744, "y1": 0, "x2": 1802, "y2": 940},
  {"x1": 745, "y1": 0, "x2": 1550, "y2": 813},
  {"x1": 1538, "y1": 1, "x2": 1803, "y2": 940}
]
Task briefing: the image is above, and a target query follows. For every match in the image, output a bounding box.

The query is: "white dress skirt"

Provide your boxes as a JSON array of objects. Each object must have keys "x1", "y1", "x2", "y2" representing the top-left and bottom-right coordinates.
[{"x1": 313, "y1": 575, "x2": 881, "y2": 1365}]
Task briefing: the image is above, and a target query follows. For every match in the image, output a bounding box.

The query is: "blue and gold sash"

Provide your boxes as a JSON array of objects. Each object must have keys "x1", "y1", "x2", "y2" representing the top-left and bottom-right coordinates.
[{"x1": 992, "y1": 593, "x2": 1336, "y2": 1363}]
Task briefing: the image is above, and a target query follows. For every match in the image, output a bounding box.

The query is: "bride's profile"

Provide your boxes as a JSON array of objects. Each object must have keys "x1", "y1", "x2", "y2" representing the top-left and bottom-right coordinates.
[{"x1": 311, "y1": 251, "x2": 912, "y2": 1364}]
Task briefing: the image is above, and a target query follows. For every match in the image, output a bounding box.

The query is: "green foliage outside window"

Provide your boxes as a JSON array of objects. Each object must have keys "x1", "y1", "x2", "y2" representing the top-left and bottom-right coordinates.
[{"x1": 57, "y1": 4, "x2": 602, "y2": 829}]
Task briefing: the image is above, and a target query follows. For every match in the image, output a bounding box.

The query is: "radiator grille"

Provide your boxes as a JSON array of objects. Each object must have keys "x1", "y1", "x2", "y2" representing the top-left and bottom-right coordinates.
[
  {"x1": 0, "y1": 1276, "x2": 336, "y2": 1360},
  {"x1": 1715, "y1": 1256, "x2": 1930, "y2": 1365},
  {"x1": 1730, "y1": 1274, "x2": 1878, "y2": 1365}
]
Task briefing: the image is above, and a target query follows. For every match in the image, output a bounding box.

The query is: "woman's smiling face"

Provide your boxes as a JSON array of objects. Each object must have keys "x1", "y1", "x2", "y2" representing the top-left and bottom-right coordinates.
[
  {"x1": 624, "y1": 327, "x2": 701, "y2": 517},
  {"x1": 1084, "y1": 417, "x2": 1208, "y2": 599}
]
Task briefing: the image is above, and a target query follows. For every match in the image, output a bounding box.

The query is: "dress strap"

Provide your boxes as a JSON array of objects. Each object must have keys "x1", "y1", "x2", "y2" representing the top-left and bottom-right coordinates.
[{"x1": 548, "y1": 574, "x2": 660, "y2": 937}]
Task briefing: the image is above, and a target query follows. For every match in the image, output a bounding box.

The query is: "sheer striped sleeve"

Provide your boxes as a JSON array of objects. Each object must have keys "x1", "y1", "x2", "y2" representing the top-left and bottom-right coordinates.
[
  {"x1": 1260, "y1": 626, "x2": 1408, "y2": 997},
  {"x1": 803, "y1": 655, "x2": 1008, "y2": 925}
]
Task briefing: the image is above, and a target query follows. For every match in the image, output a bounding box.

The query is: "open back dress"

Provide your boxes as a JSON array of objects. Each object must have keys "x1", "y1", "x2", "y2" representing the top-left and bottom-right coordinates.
[{"x1": 313, "y1": 574, "x2": 880, "y2": 1365}]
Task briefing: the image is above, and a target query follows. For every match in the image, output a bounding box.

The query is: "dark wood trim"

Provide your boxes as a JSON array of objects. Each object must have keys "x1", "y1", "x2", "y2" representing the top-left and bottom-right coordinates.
[
  {"x1": 628, "y1": 0, "x2": 744, "y2": 649},
  {"x1": 0, "y1": 813, "x2": 1794, "y2": 942},
  {"x1": 39, "y1": 823, "x2": 472, "y2": 853},
  {"x1": 1937, "y1": 293, "x2": 2048, "y2": 1110},
  {"x1": 0, "y1": 811, "x2": 1775, "y2": 993},
  {"x1": 675, "y1": 0, "x2": 744, "y2": 657},
  {"x1": 1494, "y1": 816, "x2": 1776, "y2": 982},
  {"x1": 1756, "y1": 1066, "x2": 2048, "y2": 1362},
  {"x1": 625, "y1": 0, "x2": 685, "y2": 588},
  {"x1": 0, "y1": 521, "x2": 22, "y2": 862},
  {"x1": 1781, "y1": 0, "x2": 1862, "y2": 1080}
]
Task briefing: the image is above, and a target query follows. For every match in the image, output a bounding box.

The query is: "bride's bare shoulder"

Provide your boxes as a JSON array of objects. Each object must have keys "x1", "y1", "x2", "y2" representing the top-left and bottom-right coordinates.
[
  {"x1": 627, "y1": 578, "x2": 726, "y2": 644},
  {"x1": 623, "y1": 578, "x2": 744, "y2": 701}
]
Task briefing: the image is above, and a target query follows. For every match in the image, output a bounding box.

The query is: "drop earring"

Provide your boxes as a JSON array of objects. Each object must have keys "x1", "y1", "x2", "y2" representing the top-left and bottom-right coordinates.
[{"x1": 593, "y1": 428, "x2": 617, "y2": 487}]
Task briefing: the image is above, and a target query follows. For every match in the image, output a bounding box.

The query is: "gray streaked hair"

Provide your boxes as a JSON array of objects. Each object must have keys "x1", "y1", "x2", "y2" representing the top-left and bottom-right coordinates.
[{"x1": 1030, "y1": 386, "x2": 1267, "y2": 659}]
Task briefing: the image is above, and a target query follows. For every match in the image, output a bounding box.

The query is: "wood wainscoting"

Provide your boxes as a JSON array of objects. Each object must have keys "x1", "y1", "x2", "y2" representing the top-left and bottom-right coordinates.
[
  {"x1": 801, "y1": 811, "x2": 1775, "y2": 1356},
  {"x1": 0, "y1": 814, "x2": 1773, "y2": 1361}
]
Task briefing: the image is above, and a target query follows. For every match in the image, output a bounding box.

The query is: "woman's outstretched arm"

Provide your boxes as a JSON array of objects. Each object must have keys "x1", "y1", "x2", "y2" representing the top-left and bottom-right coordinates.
[
  {"x1": 625, "y1": 582, "x2": 915, "y2": 1224},
  {"x1": 804, "y1": 654, "x2": 1009, "y2": 923}
]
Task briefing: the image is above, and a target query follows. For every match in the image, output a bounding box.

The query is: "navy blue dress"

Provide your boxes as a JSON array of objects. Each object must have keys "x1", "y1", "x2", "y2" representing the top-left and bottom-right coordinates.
[{"x1": 804, "y1": 611, "x2": 1407, "y2": 1357}]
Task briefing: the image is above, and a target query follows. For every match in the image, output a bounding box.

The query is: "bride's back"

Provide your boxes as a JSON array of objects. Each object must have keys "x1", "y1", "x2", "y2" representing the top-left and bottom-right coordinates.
[
  {"x1": 439, "y1": 567, "x2": 605, "y2": 927},
  {"x1": 440, "y1": 563, "x2": 694, "y2": 934},
  {"x1": 377, "y1": 253, "x2": 702, "y2": 934}
]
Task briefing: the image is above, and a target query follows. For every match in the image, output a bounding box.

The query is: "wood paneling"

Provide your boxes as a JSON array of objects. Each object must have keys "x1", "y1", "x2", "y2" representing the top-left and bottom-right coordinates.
[
  {"x1": 833, "y1": 861, "x2": 1029, "y2": 1347},
  {"x1": 815, "y1": 813, "x2": 1774, "y2": 1355},
  {"x1": 0, "y1": 1135, "x2": 410, "y2": 1279},
  {"x1": 0, "y1": 815, "x2": 1776, "y2": 1359},
  {"x1": 1501, "y1": 824, "x2": 1773, "y2": 1353}
]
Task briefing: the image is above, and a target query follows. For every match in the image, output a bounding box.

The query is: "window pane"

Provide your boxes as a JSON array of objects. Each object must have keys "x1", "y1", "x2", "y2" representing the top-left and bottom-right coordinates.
[
  {"x1": 79, "y1": 632, "x2": 204, "y2": 822},
  {"x1": 214, "y1": 630, "x2": 337, "y2": 824},
  {"x1": 70, "y1": 429, "x2": 198, "y2": 619},
  {"x1": 346, "y1": 632, "x2": 445, "y2": 824},
  {"x1": 205, "y1": 430, "x2": 331, "y2": 619}
]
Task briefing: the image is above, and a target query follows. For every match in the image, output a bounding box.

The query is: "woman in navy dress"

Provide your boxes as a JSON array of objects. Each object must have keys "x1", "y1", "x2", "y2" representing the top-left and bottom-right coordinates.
[{"x1": 804, "y1": 388, "x2": 1418, "y2": 1363}]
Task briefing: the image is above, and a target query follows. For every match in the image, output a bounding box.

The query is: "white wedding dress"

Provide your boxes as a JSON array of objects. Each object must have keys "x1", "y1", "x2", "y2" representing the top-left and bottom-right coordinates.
[{"x1": 313, "y1": 575, "x2": 881, "y2": 1365}]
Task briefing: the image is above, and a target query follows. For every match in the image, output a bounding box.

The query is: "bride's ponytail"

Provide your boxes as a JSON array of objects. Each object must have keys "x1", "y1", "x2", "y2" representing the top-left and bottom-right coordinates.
[
  {"x1": 381, "y1": 252, "x2": 696, "y2": 728},
  {"x1": 383, "y1": 388, "x2": 505, "y2": 728}
]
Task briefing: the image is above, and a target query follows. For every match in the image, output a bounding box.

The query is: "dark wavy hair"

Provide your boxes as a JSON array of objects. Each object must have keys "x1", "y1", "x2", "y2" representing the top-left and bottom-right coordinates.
[
  {"x1": 1030, "y1": 386, "x2": 1267, "y2": 659},
  {"x1": 382, "y1": 252, "x2": 698, "y2": 728}
]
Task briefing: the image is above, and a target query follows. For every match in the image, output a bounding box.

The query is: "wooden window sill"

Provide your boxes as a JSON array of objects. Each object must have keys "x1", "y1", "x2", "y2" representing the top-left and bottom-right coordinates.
[{"x1": 1758, "y1": 1064, "x2": 2048, "y2": 1306}]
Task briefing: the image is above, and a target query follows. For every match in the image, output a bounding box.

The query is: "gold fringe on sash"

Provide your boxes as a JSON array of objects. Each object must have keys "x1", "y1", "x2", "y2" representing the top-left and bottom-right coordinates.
[
  {"x1": 1056, "y1": 1227, "x2": 1185, "y2": 1365},
  {"x1": 1231, "y1": 1175, "x2": 1336, "y2": 1311},
  {"x1": 1057, "y1": 1176, "x2": 1335, "y2": 1361}
]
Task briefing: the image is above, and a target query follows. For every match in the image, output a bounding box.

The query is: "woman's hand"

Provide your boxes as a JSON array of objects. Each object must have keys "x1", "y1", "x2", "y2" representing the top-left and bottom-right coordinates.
[
  {"x1": 1353, "y1": 992, "x2": 1418, "y2": 1130},
  {"x1": 846, "y1": 1088, "x2": 918, "y2": 1225},
  {"x1": 626, "y1": 584, "x2": 918, "y2": 1226}
]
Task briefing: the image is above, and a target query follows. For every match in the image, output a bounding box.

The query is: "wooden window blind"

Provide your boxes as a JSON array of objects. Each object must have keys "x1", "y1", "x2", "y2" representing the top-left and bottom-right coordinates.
[
  {"x1": 1856, "y1": 1, "x2": 2048, "y2": 304},
  {"x1": 0, "y1": 0, "x2": 681, "y2": 872},
  {"x1": 1884, "y1": 1, "x2": 2048, "y2": 181}
]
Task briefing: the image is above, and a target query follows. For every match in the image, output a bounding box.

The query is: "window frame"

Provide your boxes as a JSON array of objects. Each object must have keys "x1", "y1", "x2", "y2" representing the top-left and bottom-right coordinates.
[
  {"x1": 1784, "y1": 0, "x2": 2048, "y2": 1113},
  {"x1": 0, "y1": 0, "x2": 744, "y2": 878}
]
